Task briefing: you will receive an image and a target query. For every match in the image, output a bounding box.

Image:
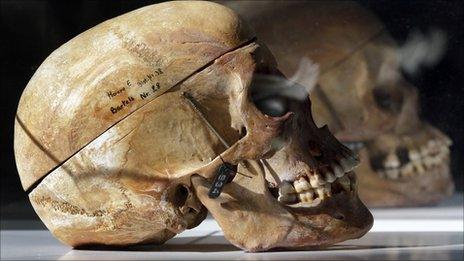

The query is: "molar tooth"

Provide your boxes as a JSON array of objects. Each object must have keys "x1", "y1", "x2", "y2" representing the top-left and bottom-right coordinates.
[
  {"x1": 340, "y1": 157, "x2": 358, "y2": 172},
  {"x1": 386, "y1": 169, "x2": 400, "y2": 179},
  {"x1": 278, "y1": 194, "x2": 297, "y2": 204},
  {"x1": 332, "y1": 163, "x2": 344, "y2": 178},
  {"x1": 384, "y1": 153, "x2": 400, "y2": 169},
  {"x1": 279, "y1": 181, "x2": 296, "y2": 195},
  {"x1": 298, "y1": 190, "x2": 314, "y2": 203},
  {"x1": 338, "y1": 176, "x2": 351, "y2": 192},
  {"x1": 309, "y1": 174, "x2": 326, "y2": 188},
  {"x1": 325, "y1": 172, "x2": 336, "y2": 183},
  {"x1": 294, "y1": 177, "x2": 311, "y2": 193}
]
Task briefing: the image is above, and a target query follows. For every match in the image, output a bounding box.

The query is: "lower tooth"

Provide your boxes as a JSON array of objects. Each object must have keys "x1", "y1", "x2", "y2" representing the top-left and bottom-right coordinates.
[
  {"x1": 413, "y1": 161, "x2": 425, "y2": 174},
  {"x1": 386, "y1": 169, "x2": 399, "y2": 179},
  {"x1": 298, "y1": 190, "x2": 314, "y2": 203},
  {"x1": 338, "y1": 176, "x2": 351, "y2": 192},
  {"x1": 278, "y1": 194, "x2": 297, "y2": 204},
  {"x1": 316, "y1": 187, "x2": 326, "y2": 199}
]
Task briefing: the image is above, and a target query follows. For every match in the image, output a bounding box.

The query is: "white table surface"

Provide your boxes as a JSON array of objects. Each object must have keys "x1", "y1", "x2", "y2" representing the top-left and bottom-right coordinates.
[{"x1": 1, "y1": 194, "x2": 463, "y2": 260}]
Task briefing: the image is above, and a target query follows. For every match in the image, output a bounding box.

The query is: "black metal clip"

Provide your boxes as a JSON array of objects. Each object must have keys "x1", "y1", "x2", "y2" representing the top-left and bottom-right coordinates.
[{"x1": 208, "y1": 163, "x2": 237, "y2": 199}]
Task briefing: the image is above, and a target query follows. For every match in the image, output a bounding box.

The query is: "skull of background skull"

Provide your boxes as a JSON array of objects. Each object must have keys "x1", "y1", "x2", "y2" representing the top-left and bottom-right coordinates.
[
  {"x1": 14, "y1": 1, "x2": 372, "y2": 251},
  {"x1": 225, "y1": 0, "x2": 454, "y2": 207}
]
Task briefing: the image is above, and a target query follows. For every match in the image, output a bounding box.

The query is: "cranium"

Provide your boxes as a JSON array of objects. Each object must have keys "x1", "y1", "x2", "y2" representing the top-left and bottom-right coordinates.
[
  {"x1": 14, "y1": 1, "x2": 372, "y2": 251},
  {"x1": 226, "y1": 1, "x2": 454, "y2": 207}
]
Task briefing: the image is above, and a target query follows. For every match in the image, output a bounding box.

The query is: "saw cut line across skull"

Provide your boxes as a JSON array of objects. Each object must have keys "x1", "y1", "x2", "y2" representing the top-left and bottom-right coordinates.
[
  {"x1": 14, "y1": 1, "x2": 372, "y2": 251},
  {"x1": 226, "y1": 0, "x2": 455, "y2": 207}
]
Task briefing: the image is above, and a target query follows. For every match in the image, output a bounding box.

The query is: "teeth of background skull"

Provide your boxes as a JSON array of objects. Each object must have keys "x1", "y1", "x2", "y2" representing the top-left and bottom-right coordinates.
[
  {"x1": 332, "y1": 163, "x2": 344, "y2": 178},
  {"x1": 423, "y1": 157, "x2": 434, "y2": 168},
  {"x1": 278, "y1": 193, "x2": 297, "y2": 204},
  {"x1": 384, "y1": 153, "x2": 400, "y2": 169},
  {"x1": 279, "y1": 181, "x2": 296, "y2": 195},
  {"x1": 324, "y1": 172, "x2": 336, "y2": 183},
  {"x1": 294, "y1": 177, "x2": 311, "y2": 193},
  {"x1": 386, "y1": 169, "x2": 400, "y2": 179},
  {"x1": 338, "y1": 176, "x2": 351, "y2": 192},
  {"x1": 413, "y1": 161, "x2": 425, "y2": 174},
  {"x1": 309, "y1": 174, "x2": 326, "y2": 187},
  {"x1": 401, "y1": 163, "x2": 414, "y2": 177},
  {"x1": 408, "y1": 150, "x2": 421, "y2": 161},
  {"x1": 298, "y1": 190, "x2": 314, "y2": 203}
]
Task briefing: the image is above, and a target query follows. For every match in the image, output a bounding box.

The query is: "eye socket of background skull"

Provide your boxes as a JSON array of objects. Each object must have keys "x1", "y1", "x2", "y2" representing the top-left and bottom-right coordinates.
[{"x1": 208, "y1": 162, "x2": 237, "y2": 198}]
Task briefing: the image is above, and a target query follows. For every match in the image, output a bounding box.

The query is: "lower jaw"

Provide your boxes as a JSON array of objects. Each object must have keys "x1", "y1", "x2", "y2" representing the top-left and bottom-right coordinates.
[{"x1": 280, "y1": 193, "x2": 373, "y2": 249}]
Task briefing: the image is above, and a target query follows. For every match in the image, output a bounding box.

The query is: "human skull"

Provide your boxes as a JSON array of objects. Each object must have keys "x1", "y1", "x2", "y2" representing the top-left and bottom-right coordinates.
[
  {"x1": 226, "y1": 1, "x2": 454, "y2": 207},
  {"x1": 14, "y1": 1, "x2": 372, "y2": 251}
]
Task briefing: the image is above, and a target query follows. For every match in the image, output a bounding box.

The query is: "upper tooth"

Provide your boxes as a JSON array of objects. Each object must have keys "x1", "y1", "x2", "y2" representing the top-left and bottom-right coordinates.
[
  {"x1": 332, "y1": 163, "x2": 344, "y2": 177},
  {"x1": 340, "y1": 157, "x2": 358, "y2": 172},
  {"x1": 309, "y1": 174, "x2": 326, "y2": 187},
  {"x1": 401, "y1": 163, "x2": 414, "y2": 177},
  {"x1": 279, "y1": 181, "x2": 296, "y2": 195},
  {"x1": 294, "y1": 177, "x2": 311, "y2": 193},
  {"x1": 409, "y1": 150, "x2": 421, "y2": 161},
  {"x1": 325, "y1": 172, "x2": 336, "y2": 183},
  {"x1": 384, "y1": 153, "x2": 400, "y2": 169}
]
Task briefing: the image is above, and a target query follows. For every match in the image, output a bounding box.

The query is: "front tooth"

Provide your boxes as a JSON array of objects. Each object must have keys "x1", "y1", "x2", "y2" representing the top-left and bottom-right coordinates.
[
  {"x1": 386, "y1": 169, "x2": 400, "y2": 179},
  {"x1": 332, "y1": 164, "x2": 344, "y2": 178},
  {"x1": 298, "y1": 190, "x2": 314, "y2": 203},
  {"x1": 420, "y1": 146, "x2": 430, "y2": 158},
  {"x1": 413, "y1": 161, "x2": 425, "y2": 174},
  {"x1": 409, "y1": 149, "x2": 421, "y2": 161},
  {"x1": 294, "y1": 177, "x2": 311, "y2": 193},
  {"x1": 401, "y1": 163, "x2": 414, "y2": 178},
  {"x1": 279, "y1": 181, "x2": 296, "y2": 195},
  {"x1": 309, "y1": 174, "x2": 326, "y2": 187},
  {"x1": 423, "y1": 157, "x2": 434, "y2": 168},
  {"x1": 384, "y1": 153, "x2": 400, "y2": 169},
  {"x1": 278, "y1": 194, "x2": 297, "y2": 204},
  {"x1": 338, "y1": 176, "x2": 351, "y2": 192},
  {"x1": 325, "y1": 172, "x2": 336, "y2": 183}
]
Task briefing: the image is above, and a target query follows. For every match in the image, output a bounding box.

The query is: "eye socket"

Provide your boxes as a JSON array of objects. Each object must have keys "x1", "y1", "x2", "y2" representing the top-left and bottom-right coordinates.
[
  {"x1": 253, "y1": 96, "x2": 289, "y2": 117},
  {"x1": 372, "y1": 87, "x2": 403, "y2": 113},
  {"x1": 250, "y1": 74, "x2": 300, "y2": 117}
]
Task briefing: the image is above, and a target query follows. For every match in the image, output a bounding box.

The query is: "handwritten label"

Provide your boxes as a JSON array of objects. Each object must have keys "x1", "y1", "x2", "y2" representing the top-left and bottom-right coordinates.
[{"x1": 105, "y1": 68, "x2": 164, "y2": 114}]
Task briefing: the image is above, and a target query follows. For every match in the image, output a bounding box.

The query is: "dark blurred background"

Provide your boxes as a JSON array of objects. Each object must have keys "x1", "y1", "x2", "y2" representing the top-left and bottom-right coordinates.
[{"x1": 1, "y1": 0, "x2": 463, "y2": 227}]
